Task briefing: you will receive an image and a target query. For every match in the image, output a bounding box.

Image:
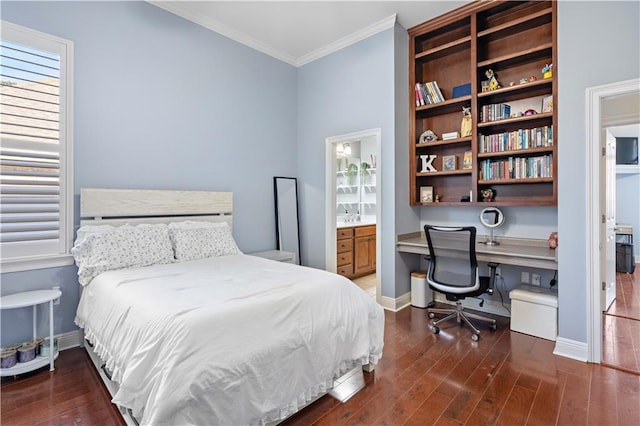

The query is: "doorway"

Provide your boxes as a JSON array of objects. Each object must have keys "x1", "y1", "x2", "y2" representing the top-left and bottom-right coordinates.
[
  {"x1": 586, "y1": 78, "x2": 640, "y2": 364},
  {"x1": 325, "y1": 128, "x2": 381, "y2": 304}
]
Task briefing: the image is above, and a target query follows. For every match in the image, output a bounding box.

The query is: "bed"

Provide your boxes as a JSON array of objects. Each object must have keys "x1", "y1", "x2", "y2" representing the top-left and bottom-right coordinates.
[{"x1": 73, "y1": 188, "x2": 385, "y2": 425}]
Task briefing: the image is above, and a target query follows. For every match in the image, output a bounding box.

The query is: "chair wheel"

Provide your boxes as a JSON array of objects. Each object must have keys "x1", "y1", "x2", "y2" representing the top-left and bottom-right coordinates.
[
  {"x1": 472, "y1": 333, "x2": 480, "y2": 341},
  {"x1": 489, "y1": 324, "x2": 497, "y2": 331},
  {"x1": 428, "y1": 312, "x2": 435, "y2": 319},
  {"x1": 431, "y1": 325, "x2": 440, "y2": 334}
]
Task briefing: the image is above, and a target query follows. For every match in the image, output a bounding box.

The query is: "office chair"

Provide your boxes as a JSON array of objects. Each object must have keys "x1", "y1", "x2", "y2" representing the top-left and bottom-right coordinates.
[{"x1": 423, "y1": 225, "x2": 499, "y2": 341}]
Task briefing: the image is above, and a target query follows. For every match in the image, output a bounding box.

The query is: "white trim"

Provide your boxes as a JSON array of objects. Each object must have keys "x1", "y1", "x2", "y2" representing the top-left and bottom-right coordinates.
[
  {"x1": 325, "y1": 128, "x2": 382, "y2": 305},
  {"x1": 1, "y1": 254, "x2": 74, "y2": 273},
  {"x1": 379, "y1": 292, "x2": 411, "y2": 312},
  {"x1": 553, "y1": 337, "x2": 588, "y2": 362},
  {"x1": 0, "y1": 21, "x2": 74, "y2": 272},
  {"x1": 146, "y1": 2, "x2": 396, "y2": 67},
  {"x1": 58, "y1": 329, "x2": 83, "y2": 351},
  {"x1": 296, "y1": 14, "x2": 397, "y2": 67},
  {"x1": 586, "y1": 78, "x2": 640, "y2": 364}
]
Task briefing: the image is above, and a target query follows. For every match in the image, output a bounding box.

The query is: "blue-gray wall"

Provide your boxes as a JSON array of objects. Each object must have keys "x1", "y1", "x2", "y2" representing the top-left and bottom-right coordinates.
[
  {"x1": 296, "y1": 28, "x2": 398, "y2": 297},
  {"x1": 1, "y1": 1, "x2": 297, "y2": 345},
  {"x1": 557, "y1": 0, "x2": 640, "y2": 344}
]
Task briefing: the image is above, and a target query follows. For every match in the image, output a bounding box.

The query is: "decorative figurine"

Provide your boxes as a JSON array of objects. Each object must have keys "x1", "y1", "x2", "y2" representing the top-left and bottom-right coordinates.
[
  {"x1": 547, "y1": 231, "x2": 558, "y2": 249},
  {"x1": 519, "y1": 77, "x2": 529, "y2": 84},
  {"x1": 481, "y1": 188, "x2": 494, "y2": 202},
  {"x1": 419, "y1": 129, "x2": 438, "y2": 144},
  {"x1": 485, "y1": 69, "x2": 501, "y2": 91},
  {"x1": 460, "y1": 106, "x2": 472, "y2": 137},
  {"x1": 435, "y1": 194, "x2": 441, "y2": 203},
  {"x1": 528, "y1": 76, "x2": 537, "y2": 82},
  {"x1": 542, "y1": 63, "x2": 553, "y2": 79}
]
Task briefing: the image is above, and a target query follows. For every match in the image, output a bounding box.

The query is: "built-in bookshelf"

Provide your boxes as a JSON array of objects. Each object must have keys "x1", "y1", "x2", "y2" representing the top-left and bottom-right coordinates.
[{"x1": 408, "y1": 0, "x2": 557, "y2": 206}]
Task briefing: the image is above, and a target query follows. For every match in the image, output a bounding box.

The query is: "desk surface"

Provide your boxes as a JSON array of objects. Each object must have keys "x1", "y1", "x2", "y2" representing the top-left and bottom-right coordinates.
[{"x1": 397, "y1": 232, "x2": 558, "y2": 270}]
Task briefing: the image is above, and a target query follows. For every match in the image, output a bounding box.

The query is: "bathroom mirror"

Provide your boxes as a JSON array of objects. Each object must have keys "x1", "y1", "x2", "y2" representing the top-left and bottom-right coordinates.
[
  {"x1": 274, "y1": 177, "x2": 301, "y2": 264},
  {"x1": 479, "y1": 207, "x2": 505, "y2": 245}
]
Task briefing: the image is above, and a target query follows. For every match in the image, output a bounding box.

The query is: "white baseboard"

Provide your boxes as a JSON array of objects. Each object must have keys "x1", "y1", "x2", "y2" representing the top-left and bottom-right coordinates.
[
  {"x1": 58, "y1": 329, "x2": 83, "y2": 351},
  {"x1": 553, "y1": 337, "x2": 588, "y2": 362},
  {"x1": 379, "y1": 292, "x2": 411, "y2": 312}
]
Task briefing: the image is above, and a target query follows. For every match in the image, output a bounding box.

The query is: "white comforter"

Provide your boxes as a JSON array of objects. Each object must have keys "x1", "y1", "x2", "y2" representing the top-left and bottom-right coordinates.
[{"x1": 75, "y1": 254, "x2": 384, "y2": 425}]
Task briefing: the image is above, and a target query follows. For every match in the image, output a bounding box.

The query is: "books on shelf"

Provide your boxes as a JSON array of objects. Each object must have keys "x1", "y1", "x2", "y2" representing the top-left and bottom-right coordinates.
[
  {"x1": 462, "y1": 151, "x2": 473, "y2": 169},
  {"x1": 480, "y1": 103, "x2": 511, "y2": 122},
  {"x1": 479, "y1": 125, "x2": 553, "y2": 153},
  {"x1": 479, "y1": 155, "x2": 553, "y2": 181},
  {"x1": 415, "y1": 81, "x2": 445, "y2": 106}
]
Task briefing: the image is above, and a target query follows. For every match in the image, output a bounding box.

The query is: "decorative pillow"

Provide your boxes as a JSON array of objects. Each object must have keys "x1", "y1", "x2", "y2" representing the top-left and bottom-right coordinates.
[
  {"x1": 169, "y1": 223, "x2": 242, "y2": 262},
  {"x1": 72, "y1": 224, "x2": 174, "y2": 286}
]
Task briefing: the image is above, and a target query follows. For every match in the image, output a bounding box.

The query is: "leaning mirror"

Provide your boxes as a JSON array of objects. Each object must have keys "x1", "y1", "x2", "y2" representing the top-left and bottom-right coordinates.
[
  {"x1": 274, "y1": 177, "x2": 301, "y2": 264},
  {"x1": 479, "y1": 207, "x2": 505, "y2": 245}
]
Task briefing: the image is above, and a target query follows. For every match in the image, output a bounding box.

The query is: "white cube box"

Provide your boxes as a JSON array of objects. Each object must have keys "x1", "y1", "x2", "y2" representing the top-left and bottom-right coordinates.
[{"x1": 509, "y1": 284, "x2": 558, "y2": 341}]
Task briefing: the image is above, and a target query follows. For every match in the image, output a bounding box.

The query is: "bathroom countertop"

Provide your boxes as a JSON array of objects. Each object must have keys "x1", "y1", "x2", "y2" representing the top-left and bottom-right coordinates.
[{"x1": 336, "y1": 220, "x2": 376, "y2": 229}]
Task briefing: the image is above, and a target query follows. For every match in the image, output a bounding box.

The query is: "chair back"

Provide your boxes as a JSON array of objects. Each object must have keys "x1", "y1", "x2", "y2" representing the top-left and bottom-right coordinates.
[{"x1": 423, "y1": 225, "x2": 480, "y2": 294}]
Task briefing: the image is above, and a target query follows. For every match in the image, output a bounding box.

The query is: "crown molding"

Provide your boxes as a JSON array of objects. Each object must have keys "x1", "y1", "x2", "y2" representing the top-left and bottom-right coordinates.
[
  {"x1": 147, "y1": 1, "x2": 299, "y2": 66},
  {"x1": 295, "y1": 14, "x2": 397, "y2": 67},
  {"x1": 147, "y1": 1, "x2": 396, "y2": 68}
]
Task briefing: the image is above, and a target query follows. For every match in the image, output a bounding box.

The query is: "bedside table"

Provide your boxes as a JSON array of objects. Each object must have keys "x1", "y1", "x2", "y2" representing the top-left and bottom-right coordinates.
[
  {"x1": 250, "y1": 250, "x2": 296, "y2": 264},
  {"x1": 0, "y1": 289, "x2": 61, "y2": 376}
]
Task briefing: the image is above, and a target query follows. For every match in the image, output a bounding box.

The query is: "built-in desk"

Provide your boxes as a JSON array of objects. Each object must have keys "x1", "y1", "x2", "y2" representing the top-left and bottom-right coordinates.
[{"x1": 396, "y1": 232, "x2": 558, "y2": 270}]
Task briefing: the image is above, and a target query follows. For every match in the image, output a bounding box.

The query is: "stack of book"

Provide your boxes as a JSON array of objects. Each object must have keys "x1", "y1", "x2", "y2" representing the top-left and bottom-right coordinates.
[
  {"x1": 415, "y1": 81, "x2": 445, "y2": 106},
  {"x1": 480, "y1": 103, "x2": 511, "y2": 122},
  {"x1": 479, "y1": 125, "x2": 553, "y2": 152},
  {"x1": 480, "y1": 154, "x2": 553, "y2": 181}
]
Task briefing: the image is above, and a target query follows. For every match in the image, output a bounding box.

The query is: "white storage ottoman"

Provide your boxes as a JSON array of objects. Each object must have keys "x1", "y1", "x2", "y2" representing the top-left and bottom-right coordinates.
[{"x1": 509, "y1": 284, "x2": 558, "y2": 341}]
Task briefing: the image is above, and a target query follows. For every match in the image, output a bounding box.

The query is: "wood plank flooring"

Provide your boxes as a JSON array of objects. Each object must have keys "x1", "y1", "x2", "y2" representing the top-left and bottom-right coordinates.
[
  {"x1": 3, "y1": 304, "x2": 640, "y2": 425},
  {"x1": 602, "y1": 263, "x2": 640, "y2": 374}
]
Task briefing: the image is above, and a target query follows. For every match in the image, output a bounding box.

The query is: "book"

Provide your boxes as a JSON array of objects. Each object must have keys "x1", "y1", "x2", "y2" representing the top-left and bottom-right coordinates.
[
  {"x1": 462, "y1": 151, "x2": 473, "y2": 169},
  {"x1": 542, "y1": 95, "x2": 553, "y2": 113},
  {"x1": 442, "y1": 131, "x2": 459, "y2": 140}
]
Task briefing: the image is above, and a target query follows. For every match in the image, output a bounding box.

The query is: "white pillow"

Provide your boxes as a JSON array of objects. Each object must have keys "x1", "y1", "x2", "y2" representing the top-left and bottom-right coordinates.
[
  {"x1": 72, "y1": 224, "x2": 174, "y2": 286},
  {"x1": 169, "y1": 223, "x2": 242, "y2": 262},
  {"x1": 74, "y1": 224, "x2": 115, "y2": 245}
]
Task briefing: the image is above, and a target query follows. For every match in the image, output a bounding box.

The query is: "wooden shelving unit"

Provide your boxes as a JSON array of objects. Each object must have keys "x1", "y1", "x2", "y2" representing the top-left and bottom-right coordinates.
[{"x1": 409, "y1": 1, "x2": 557, "y2": 206}]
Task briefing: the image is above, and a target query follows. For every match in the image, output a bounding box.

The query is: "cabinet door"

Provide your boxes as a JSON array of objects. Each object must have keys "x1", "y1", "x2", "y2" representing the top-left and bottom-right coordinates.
[{"x1": 354, "y1": 236, "x2": 373, "y2": 275}]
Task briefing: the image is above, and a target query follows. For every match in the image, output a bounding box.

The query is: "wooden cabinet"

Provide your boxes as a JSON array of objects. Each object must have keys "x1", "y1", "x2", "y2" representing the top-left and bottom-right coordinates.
[
  {"x1": 337, "y1": 225, "x2": 376, "y2": 278},
  {"x1": 408, "y1": 1, "x2": 557, "y2": 206}
]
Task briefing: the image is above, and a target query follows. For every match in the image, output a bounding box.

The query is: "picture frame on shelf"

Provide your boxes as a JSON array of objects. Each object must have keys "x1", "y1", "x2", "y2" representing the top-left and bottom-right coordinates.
[
  {"x1": 442, "y1": 155, "x2": 457, "y2": 171},
  {"x1": 462, "y1": 151, "x2": 473, "y2": 170},
  {"x1": 542, "y1": 95, "x2": 553, "y2": 113},
  {"x1": 420, "y1": 186, "x2": 434, "y2": 203}
]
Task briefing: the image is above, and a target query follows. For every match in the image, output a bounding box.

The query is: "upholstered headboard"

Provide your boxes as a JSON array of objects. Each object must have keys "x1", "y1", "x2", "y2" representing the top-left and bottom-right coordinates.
[{"x1": 80, "y1": 188, "x2": 233, "y2": 227}]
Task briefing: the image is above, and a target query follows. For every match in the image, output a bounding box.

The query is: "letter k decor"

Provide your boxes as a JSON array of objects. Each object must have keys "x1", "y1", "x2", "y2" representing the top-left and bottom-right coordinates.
[{"x1": 420, "y1": 155, "x2": 437, "y2": 172}]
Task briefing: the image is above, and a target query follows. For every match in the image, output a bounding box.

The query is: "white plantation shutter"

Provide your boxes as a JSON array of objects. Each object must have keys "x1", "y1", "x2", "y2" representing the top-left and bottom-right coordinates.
[{"x1": 1, "y1": 22, "x2": 73, "y2": 272}]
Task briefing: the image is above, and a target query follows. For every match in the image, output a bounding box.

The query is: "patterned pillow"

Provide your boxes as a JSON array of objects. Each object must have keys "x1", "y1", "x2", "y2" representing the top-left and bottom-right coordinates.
[
  {"x1": 72, "y1": 224, "x2": 174, "y2": 286},
  {"x1": 169, "y1": 223, "x2": 242, "y2": 262}
]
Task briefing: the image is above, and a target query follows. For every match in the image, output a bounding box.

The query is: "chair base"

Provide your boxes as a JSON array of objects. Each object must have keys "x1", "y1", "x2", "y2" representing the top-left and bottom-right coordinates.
[{"x1": 428, "y1": 301, "x2": 496, "y2": 340}]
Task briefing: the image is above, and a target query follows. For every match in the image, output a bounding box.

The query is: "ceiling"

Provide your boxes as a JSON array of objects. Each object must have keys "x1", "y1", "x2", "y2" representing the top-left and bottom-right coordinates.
[{"x1": 148, "y1": 1, "x2": 471, "y2": 67}]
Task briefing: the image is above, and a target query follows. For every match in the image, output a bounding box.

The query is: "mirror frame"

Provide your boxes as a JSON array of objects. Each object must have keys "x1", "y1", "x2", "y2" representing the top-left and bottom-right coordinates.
[
  {"x1": 479, "y1": 207, "x2": 504, "y2": 245},
  {"x1": 274, "y1": 176, "x2": 301, "y2": 265}
]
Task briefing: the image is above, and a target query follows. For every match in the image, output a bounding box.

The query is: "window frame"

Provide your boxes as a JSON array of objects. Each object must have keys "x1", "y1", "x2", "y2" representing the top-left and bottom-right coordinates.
[{"x1": 1, "y1": 21, "x2": 74, "y2": 273}]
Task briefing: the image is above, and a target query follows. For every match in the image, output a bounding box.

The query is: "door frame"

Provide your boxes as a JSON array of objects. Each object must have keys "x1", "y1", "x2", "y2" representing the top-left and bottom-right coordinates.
[
  {"x1": 586, "y1": 77, "x2": 640, "y2": 363},
  {"x1": 325, "y1": 128, "x2": 382, "y2": 304}
]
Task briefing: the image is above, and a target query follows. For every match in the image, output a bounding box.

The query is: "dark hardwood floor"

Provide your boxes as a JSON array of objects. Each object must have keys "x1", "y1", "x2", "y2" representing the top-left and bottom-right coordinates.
[
  {"x1": 602, "y1": 264, "x2": 640, "y2": 374},
  {"x1": 3, "y1": 304, "x2": 640, "y2": 425}
]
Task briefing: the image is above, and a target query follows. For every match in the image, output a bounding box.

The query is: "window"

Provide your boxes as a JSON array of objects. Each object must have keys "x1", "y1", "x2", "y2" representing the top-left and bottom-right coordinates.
[{"x1": 1, "y1": 21, "x2": 74, "y2": 272}]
